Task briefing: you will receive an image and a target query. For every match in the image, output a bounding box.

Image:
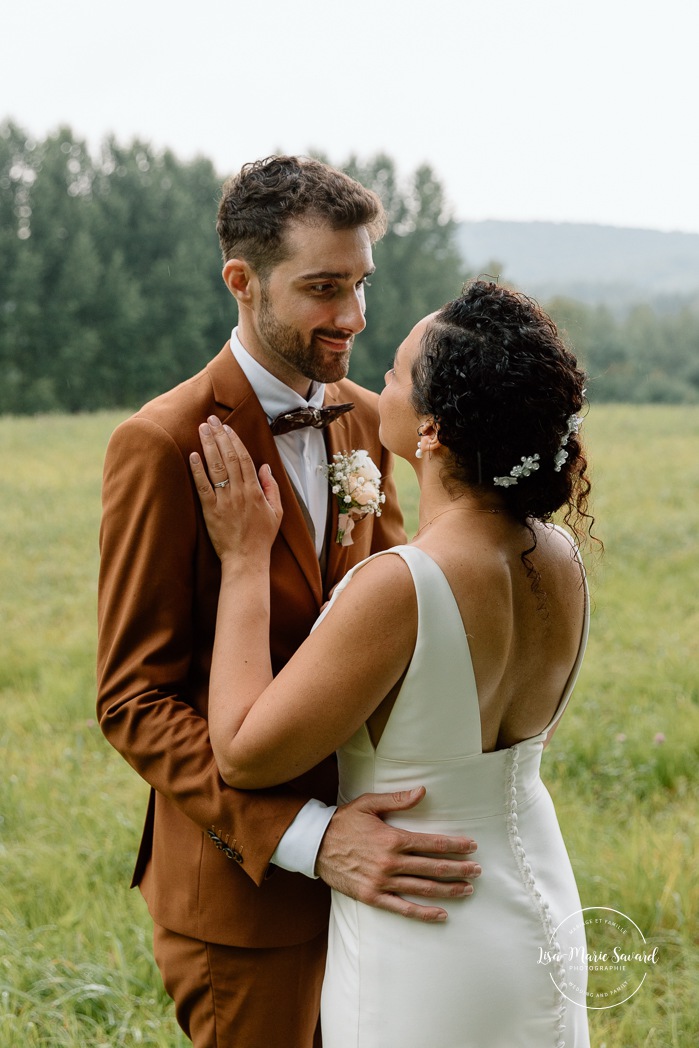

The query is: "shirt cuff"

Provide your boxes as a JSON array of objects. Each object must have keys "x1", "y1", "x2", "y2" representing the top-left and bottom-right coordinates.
[{"x1": 270, "y1": 799, "x2": 337, "y2": 879}]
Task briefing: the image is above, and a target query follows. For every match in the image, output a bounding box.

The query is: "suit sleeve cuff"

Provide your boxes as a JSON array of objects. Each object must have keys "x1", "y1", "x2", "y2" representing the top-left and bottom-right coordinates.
[{"x1": 270, "y1": 799, "x2": 337, "y2": 879}]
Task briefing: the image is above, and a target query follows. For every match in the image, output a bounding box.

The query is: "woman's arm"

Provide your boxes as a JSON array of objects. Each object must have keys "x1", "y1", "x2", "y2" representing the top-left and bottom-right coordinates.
[{"x1": 190, "y1": 419, "x2": 417, "y2": 789}]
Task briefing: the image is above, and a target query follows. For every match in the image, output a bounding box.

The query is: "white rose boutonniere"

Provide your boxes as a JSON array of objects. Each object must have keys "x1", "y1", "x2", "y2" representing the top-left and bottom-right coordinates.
[{"x1": 323, "y1": 449, "x2": 386, "y2": 546}]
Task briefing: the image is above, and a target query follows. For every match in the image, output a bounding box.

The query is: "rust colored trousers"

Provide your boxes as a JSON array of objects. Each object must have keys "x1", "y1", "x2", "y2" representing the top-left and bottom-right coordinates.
[{"x1": 153, "y1": 923, "x2": 326, "y2": 1047}]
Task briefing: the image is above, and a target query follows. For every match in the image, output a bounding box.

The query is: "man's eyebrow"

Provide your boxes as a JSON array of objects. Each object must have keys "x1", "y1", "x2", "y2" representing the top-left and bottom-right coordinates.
[{"x1": 298, "y1": 267, "x2": 376, "y2": 281}]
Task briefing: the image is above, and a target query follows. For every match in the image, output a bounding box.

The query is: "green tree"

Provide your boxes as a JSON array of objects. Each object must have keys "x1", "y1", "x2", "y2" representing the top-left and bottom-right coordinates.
[
  {"x1": 3, "y1": 126, "x2": 697, "y2": 412},
  {"x1": 547, "y1": 295, "x2": 699, "y2": 404},
  {"x1": 340, "y1": 154, "x2": 469, "y2": 391},
  {"x1": 546, "y1": 297, "x2": 633, "y2": 402},
  {"x1": 0, "y1": 122, "x2": 47, "y2": 411},
  {"x1": 0, "y1": 124, "x2": 105, "y2": 411},
  {"x1": 90, "y1": 141, "x2": 230, "y2": 405},
  {"x1": 0, "y1": 123, "x2": 231, "y2": 413}
]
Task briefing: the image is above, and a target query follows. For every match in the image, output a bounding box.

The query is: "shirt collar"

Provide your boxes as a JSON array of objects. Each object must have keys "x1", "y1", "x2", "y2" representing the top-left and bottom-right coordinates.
[{"x1": 229, "y1": 327, "x2": 326, "y2": 421}]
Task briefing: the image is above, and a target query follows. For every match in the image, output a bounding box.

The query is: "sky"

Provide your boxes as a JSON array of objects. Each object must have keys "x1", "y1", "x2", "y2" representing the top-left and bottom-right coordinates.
[{"x1": 3, "y1": 0, "x2": 698, "y2": 234}]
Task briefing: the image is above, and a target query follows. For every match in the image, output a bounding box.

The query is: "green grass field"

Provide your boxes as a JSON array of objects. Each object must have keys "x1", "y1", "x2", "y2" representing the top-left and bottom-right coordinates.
[{"x1": 1, "y1": 406, "x2": 697, "y2": 1047}]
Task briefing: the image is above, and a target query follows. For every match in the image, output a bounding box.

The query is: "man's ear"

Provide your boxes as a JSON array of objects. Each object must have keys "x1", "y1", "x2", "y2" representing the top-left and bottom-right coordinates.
[{"x1": 222, "y1": 258, "x2": 257, "y2": 305}]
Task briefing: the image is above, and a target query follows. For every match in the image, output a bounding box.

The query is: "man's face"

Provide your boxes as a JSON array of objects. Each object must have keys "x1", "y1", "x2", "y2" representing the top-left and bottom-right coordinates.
[{"x1": 249, "y1": 219, "x2": 375, "y2": 392}]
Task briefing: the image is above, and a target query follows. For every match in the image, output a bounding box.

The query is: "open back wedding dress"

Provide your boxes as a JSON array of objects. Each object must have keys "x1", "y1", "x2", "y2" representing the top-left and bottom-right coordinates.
[{"x1": 319, "y1": 540, "x2": 591, "y2": 1048}]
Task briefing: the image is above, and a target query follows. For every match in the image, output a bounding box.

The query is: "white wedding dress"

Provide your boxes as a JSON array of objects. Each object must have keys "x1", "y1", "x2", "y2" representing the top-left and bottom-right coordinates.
[{"x1": 319, "y1": 540, "x2": 591, "y2": 1048}]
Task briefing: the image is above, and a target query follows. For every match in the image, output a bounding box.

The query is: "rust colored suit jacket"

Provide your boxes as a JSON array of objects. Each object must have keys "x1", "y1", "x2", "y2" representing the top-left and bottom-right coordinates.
[{"x1": 97, "y1": 345, "x2": 406, "y2": 948}]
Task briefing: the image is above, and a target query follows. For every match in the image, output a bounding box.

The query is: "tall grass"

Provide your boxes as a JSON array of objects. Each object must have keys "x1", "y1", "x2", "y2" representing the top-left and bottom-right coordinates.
[{"x1": 1, "y1": 406, "x2": 697, "y2": 1046}]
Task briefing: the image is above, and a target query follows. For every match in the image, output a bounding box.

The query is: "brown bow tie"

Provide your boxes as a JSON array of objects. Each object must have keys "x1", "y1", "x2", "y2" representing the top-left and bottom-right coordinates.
[{"x1": 269, "y1": 402, "x2": 355, "y2": 436}]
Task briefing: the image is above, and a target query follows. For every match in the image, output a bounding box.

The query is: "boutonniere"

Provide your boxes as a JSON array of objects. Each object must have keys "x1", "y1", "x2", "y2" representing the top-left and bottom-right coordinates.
[{"x1": 323, "y1": 450, "x2": 386, "y2": 546}]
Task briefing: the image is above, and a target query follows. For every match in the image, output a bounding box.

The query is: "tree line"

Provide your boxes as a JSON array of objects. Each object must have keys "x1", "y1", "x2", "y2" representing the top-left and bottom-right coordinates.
[{"x1": 1, "y1": 120, "x2": 697, "y2": 414}]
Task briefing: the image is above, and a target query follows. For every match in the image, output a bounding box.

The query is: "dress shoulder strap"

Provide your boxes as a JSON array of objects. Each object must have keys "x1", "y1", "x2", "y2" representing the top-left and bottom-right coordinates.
[{"x1": 363, "y1": 545, "x2": 484, "y2": 759}]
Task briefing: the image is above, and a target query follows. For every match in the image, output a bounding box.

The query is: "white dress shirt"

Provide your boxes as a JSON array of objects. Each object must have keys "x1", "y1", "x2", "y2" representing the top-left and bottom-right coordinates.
[{"x1": 229, "y1": 329, "x2": 336, "y2": 877}]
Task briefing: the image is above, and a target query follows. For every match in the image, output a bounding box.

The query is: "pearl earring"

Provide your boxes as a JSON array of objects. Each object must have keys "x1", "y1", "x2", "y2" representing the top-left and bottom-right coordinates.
[{"x1": 415, "y1": 425, "x2": 425, "y2": 459}]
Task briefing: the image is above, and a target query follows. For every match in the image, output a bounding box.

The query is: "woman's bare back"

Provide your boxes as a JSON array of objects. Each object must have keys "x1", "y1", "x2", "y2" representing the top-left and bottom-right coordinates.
[{"x1": 367, "y1": 519, "x2": 586, "y2": 752}]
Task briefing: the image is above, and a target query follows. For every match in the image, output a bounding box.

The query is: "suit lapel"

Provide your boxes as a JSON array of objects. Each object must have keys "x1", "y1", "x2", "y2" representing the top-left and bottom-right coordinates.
[{"x1": 208, "y1": 347, "x2": 323, "y2": 604}]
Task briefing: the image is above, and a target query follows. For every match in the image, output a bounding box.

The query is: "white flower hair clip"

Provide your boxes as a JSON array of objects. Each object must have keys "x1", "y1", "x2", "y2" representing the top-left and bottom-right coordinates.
[
  {"x1": 552, "y1": 413, "x2": 582, "y2": 473},
  {"x1": 494, "y1": 454, "x2": 540, "y2": 488},
  {"x1": 322, "y1": 450, "x2": 386, "y2": 545},
  {"x1": 492, "y1": 413, "x2": 582, "y2": 488}
]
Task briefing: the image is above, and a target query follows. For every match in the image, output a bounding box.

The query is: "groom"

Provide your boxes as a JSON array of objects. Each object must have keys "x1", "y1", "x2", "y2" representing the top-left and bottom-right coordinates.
[{"x1": 97, "y1": 156, "x2": 479, "y2": 1047}]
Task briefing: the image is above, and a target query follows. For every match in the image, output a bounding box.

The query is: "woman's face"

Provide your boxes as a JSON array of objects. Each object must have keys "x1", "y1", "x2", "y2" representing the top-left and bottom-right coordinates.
[{"x1": 378, "y1": 314, "x2": 434, "y2": 460}]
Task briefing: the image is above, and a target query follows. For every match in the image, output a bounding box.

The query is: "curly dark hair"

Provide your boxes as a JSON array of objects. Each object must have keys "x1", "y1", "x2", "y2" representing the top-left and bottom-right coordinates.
[
  {"x1": 411, "y1": 280, "x2": 596, "y2": 564},
  {"x1": 216, "y1": 155, "x2": 387, "y2": 276}
]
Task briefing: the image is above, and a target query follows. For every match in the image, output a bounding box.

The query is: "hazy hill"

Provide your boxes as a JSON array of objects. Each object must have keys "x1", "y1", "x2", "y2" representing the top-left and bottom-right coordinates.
[{"x1": 457, "y1": 221, "x2": 699, "y2": 308}]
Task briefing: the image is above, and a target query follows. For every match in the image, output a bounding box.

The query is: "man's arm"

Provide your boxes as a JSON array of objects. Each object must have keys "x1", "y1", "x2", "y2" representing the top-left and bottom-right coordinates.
[
  {"x1": 271, "y1": 788, "x2": 482, "y2": 923},
  {"x1": 97, "y1": 415, "x2": 310, "y2": 886}
]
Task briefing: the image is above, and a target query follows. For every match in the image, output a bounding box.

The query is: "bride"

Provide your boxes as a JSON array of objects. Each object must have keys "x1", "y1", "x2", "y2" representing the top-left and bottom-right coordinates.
[{"x1": 189, "y1": 281, "x2": 593, "y2": 1047}]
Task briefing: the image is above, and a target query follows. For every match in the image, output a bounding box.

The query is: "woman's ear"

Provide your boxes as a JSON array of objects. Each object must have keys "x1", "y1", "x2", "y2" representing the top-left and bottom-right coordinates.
[{"x1": 419, "y1": 418, "x2": 443, "y2": 456}]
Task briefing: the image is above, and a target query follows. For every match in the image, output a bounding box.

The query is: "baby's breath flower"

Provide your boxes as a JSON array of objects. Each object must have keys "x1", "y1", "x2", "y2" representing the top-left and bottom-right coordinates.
[{"x1": 323, "y1": 450, "x2": 385, "y2": 546}]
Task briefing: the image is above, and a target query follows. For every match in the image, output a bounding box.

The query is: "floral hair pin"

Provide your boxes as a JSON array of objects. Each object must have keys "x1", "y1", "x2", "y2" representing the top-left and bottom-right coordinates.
[
  {"x1": 323, "y1": 450, "x2": 386, "y2": 546},
  {"x1": 552, "y1": 413, "x2": 582, "y2": 472},
  {"x1": 493, "y1": 454, "x2": 540, "y2": 488},
  {"x1": 493, "y1": 413, "x2": 583, "y2": 488}
]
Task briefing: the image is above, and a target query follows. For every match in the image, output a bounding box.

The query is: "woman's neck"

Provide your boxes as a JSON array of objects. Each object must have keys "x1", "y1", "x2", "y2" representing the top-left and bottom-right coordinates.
[{"x1": 414, "y1": 468, "x2": 504, "y2": 539}]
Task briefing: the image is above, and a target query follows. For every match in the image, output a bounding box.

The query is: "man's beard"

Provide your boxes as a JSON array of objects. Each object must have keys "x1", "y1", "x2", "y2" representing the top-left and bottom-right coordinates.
[{"x1": 258, "y1": 292, "x2": 353, "y2": 385}]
